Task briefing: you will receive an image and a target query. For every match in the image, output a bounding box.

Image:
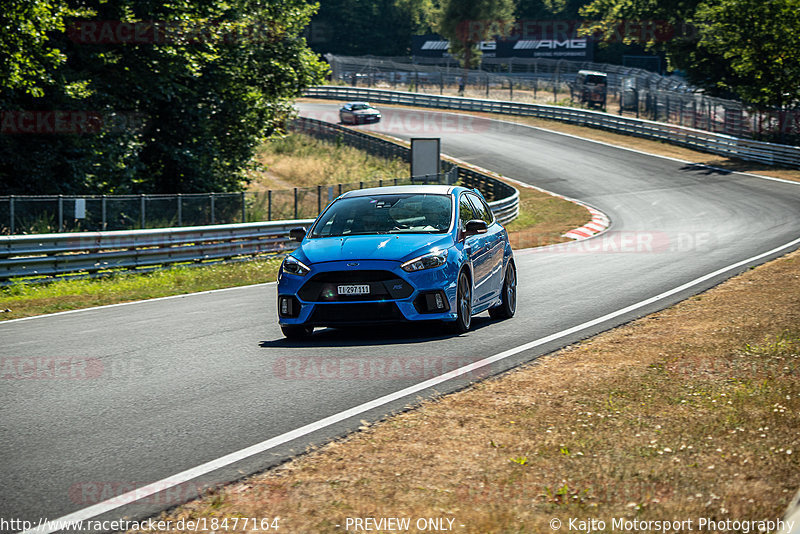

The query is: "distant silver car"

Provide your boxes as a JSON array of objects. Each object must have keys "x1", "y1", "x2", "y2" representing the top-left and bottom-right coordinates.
[{"x1": 339, "y1": 102, "x2": 381, "y2": 125}]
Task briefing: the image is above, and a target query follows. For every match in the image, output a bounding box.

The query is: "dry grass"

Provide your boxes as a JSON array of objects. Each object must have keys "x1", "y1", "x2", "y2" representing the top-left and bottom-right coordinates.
[
  {"x1": 248, "y1": 133, "x2": 408, "y2": 191},
  {"x1": 132, "y1": 249, "x2": 800, "y2": 533}
]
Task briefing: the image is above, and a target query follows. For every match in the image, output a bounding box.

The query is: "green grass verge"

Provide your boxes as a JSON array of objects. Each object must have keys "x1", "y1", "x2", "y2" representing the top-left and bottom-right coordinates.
[{"x1": 0, "y1": 258, "x2": 282, "y2": 321}]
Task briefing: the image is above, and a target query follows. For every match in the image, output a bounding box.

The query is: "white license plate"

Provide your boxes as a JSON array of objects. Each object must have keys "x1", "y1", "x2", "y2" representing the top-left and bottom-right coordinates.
[{"x1": 337, "y1": 284, "x2": 370, "y2": 295}]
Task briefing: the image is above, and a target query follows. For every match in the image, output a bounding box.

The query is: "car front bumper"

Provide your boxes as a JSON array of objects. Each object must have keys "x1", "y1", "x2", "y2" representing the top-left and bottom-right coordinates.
[{"x1": 277, "y1": 259, "x2": 458, "y2": 327}]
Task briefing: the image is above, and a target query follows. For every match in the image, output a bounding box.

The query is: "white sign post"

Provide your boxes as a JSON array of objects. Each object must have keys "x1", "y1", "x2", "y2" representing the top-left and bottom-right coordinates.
[
  {"x1": 74, "y1": 198, "x2": 86, "y2": 219},
  {"x1": 410, "y1": 138, "x2": 440, "y2": 183}
]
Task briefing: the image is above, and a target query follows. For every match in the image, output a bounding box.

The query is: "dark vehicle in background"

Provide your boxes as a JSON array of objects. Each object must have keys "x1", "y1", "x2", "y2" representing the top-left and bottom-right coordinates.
[
  {"x1": 575, "y1": 70, "x2": 608, "y2": 109},
  {"x1": 339, "y1": 102, "x2": 382, "y2": 124}
]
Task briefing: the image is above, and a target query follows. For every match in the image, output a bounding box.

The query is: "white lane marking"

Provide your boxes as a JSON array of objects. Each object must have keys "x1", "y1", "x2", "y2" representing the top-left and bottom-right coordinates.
[
  {"x1": 0, "y1": 282, "x2": 276, "y2": 326},
  {"x1": 22, "y1": 233, "x2": 800, "y2": 534}
]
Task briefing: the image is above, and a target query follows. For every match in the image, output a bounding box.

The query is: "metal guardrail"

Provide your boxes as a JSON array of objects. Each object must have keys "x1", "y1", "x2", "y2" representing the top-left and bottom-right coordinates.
[
  {"x1": 305, "y1": 86, "x2": 800, "y2": 168},
  {"x1": 0, "y1": 118, "x2": 519, "y2": 282},
  {"x1": 0, "y1": 220, "x2": 313, "y2": 281}
]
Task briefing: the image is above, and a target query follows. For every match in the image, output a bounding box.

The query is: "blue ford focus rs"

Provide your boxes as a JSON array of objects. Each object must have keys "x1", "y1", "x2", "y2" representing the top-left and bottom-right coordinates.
[{"x1": 277, "y1": 185, "x2": 516, "y2": 339}]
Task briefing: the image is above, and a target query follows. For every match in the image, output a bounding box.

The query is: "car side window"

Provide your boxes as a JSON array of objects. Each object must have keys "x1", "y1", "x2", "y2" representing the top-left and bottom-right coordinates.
[
  {"x1": 459, "y1": 195, "x2": 476, "y2": 230},
  {"x1": 467, "y1": 193, "x2": 494, "y2": 225}
]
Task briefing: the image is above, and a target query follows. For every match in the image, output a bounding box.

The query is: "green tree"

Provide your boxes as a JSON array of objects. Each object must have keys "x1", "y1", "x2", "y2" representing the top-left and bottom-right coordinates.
[
  {"x1": 0, "y1": 0, "x2": 86, "y2": 97},
  {"x1": 580, "y1": 0, "x2": 800, "y2": 109},
  {"x1": 695, "y1": 0, "x2": 800, "y2": 109},
  {"x1": 0, "y1": 0, "x2": 327, "y2": 195},
  {"x1": 437, "y1": 0, "x2": 515, "y2": 68},
  {"x1": 309, "y1": 0, "x2": 436, "y2": 56}
]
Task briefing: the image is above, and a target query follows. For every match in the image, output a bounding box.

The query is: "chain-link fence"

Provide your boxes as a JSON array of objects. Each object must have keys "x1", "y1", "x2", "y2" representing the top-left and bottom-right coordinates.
[
  {"x1": 326, "y1": 55, "x2": 799, "y2": 143},
  {"x1": 327, "y1": 54, "x2": 688, "y2": 94},
  {"x1": 1, "y1": 175, "x2": 463, "y2": 235}
]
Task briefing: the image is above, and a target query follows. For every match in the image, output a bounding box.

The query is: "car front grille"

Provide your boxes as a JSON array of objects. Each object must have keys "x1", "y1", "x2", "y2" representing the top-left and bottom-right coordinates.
[
  {"x1": 297, "y1": 270, "x2": 413, "y2": 302},
  {"x1": 307, "y1": 302, "x2": 405, "y2": 325}
]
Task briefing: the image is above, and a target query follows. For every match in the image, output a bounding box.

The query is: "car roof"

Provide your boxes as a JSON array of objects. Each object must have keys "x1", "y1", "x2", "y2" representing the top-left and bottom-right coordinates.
[
  {"x1": 344, "y1": 101, "x2": 372, "y2": 106},
  {"x1": 340, "y1": 185, "x2": 456, "y2": 198}
]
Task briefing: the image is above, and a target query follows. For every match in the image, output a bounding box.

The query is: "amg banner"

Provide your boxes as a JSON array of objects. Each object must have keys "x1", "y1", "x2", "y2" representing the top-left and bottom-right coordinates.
[{"x1": 412, "y1": 30, "x2": 593, "y2": 60}]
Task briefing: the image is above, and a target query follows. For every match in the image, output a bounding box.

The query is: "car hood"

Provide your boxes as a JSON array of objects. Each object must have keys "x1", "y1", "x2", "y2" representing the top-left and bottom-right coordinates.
[
  {"x1": 352, "y1": 109, "x2": 379, "y2": 115},
  {"x1": 298, "y1": 234, "x2": 453, "y2": 264}
]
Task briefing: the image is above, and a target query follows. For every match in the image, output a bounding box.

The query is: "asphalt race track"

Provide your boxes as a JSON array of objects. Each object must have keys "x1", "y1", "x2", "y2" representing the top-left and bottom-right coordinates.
[{"x1": 2, "y1": 104, "x2": 799, "y2": 532}]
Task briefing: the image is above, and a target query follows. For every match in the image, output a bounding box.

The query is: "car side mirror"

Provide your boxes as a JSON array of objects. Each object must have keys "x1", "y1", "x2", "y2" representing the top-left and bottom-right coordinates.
[
  {"x1": 289, "y1": 227, "x2": 306, "y2": 242},
  {"x1": 464, "y1": 219, "x2": 488, "y2": 237}
]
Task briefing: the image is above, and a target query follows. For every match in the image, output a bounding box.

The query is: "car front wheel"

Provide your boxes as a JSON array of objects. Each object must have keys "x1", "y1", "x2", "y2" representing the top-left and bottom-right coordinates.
[
  {"x1": 489, "y1": 261, "x2": 516, "y2": 320},
  {"x1": 449, "y1": 271, "x2": 472, "y2": 334}
]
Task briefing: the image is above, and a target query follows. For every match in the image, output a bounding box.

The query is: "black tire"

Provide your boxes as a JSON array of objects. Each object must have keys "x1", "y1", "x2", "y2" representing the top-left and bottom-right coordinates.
[
  {"x1": 281, "y1": 324, "x2": 313, "y2": 340},
  {"x1": 449, "y1": 270, "x2": 472, "y2": 334},
  {"x1": 489, "y1": 261, "x2": 517, "y2": 320}
]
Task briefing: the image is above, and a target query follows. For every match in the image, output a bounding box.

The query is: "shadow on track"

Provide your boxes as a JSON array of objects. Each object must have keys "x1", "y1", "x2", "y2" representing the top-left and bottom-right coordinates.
[
  {"x1": 680, "y1": 163, "x2": 733, "y2": 175},
  {"x1": 259, "y1": 316, "x2": 495, "y2": 348}
]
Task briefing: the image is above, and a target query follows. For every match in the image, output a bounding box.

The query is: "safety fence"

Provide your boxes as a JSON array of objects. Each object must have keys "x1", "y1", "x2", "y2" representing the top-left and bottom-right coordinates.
[
  {"x1": 327, "y1": 54, "x2": 689, "y2": 93},
  {"x1": 306, "y1": 86, "x2": 800, "y2": 168},
  {"x1": 327, "y1": 55, "x2": 799, "y2": 143},
  {"x1": 0, "y1": 178, "x2": 425, "y2": 236}
]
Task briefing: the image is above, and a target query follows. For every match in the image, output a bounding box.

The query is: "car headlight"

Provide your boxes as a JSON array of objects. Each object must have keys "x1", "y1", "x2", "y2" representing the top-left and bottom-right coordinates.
[
  {"x1": 282, "y1": 255, "x2": 310, "y2": 276},
  {"x1": 401, "y1": 250, "x2": 448, "y2": 272}
]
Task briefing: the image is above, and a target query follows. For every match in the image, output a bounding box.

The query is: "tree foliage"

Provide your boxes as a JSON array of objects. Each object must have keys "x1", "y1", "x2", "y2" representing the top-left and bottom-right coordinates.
[
  {"x1": 580, "y1": 0, "x2": 800, "y2": 108},
  {"x1": 437, "y1": 0, "x2": 515, "y2": 68},
  {"x1": 0, "y1": 0, "x2": 327, "y2": 195},
  {"x1": 309, "y1": 0, "x2": 436, "y2": 56},
  {"x1": 695, "y1": 0, "x2": 800, "y2": 109}
]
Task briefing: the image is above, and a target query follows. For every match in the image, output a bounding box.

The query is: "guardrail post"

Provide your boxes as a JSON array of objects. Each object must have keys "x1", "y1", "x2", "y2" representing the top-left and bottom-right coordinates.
[
  {"x1": 58, "y1": 195, "x2": 63, "y2": 232},
  {"x1": 9, "y1": 195, "x2": 14, "y2": 235},
  {"x1": 241, "y1": 191, "x2": 246, "y2": 223},
  {"x1": 317, "y1": 185, "x2": 322, "y2": 214},
  {"x1": 140, "y1": 194, "x2": 146, "y2": 229},
  {"x1": 210, "y1": 193, "x2": 215, "y2": 224},
  {"x1": 293, "y1": 188, "x2": 298, "y2": 219},
  {"x1": 267, "y1": 190, "x2": 272, "y2": 221},
  {"x1": 102, "y1": 195, "x2": 107, "y2": 230},
  {"x1": 177, "y1": 194, "x2": 182, "y2": 226}
]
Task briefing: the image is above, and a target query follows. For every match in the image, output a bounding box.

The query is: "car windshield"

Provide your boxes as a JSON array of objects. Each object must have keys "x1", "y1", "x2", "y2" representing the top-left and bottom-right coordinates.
[
  {"x1": 351, "y1": 104, "x2": 372, "y2": 110},
  {"x1": 310, "y1": 193, "x2": 452, "y2": 238}
]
